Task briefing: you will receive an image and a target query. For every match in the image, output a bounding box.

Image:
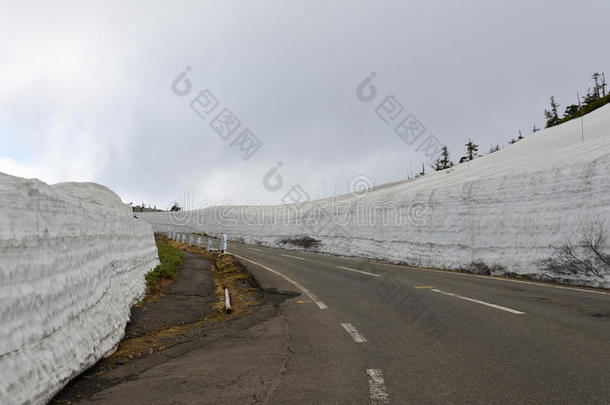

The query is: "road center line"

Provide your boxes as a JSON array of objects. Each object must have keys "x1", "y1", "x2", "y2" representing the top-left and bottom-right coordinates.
[
  {"x1": 431, "y1": 289, "x2": 526, "y2": 315},
  {"x1": 379, "y1": 262, "x2": 610, "y2": 296},
  {"x1": 280, "y1": 253, "x2": 306, "y2": 261},
  {"x1": 336, "y1": 266, "x2": 381, "y2": 277},
  {"x1": 231, "y1": 253, "x2": 328, "y2": 310},
  {"x1": 248, "y1": 247, "x2": 263, "y2": 252},
  {"x1": 366, "y1": 369, "x2": 390, "y2": 404},
  {"x1": 340, "y1": 323, "x2": 368, "y2": 343}
]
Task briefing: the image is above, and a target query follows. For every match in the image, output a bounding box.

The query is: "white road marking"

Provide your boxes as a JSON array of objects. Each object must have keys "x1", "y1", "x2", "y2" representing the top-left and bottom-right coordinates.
[
  {"x1": 366, "y1": 369, "x2": 390, "y2": 404},
  {"x1": 280, "y1": 253, "x2": 306, "y2": 261},
  {"x1": 336, "y1": 266, "x2": 381, "y2": 277},
  {"x1": 232, "y1": 254, "x2": 328, "y2": 310},
  {"x1": 340, "y1": 323, "x2": 368, "y2": 343},
  {"x1": 431, "y1": 289, "x2": 526, "y2": 315},
  {"x1": 248, "y1": 247, "x2": 263, "y2": 252},
  {"x1": 380, "y1": 262, "x2": 610, "y2": 296}
]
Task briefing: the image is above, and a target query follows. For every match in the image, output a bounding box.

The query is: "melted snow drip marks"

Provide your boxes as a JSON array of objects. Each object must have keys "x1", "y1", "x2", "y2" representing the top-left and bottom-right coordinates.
[
  {"x1": 140, "y1": 104, "x2": 610, "y2": 289},
  {"x1": 0, "y1": 174, "x2": 160, "y2": 405}
]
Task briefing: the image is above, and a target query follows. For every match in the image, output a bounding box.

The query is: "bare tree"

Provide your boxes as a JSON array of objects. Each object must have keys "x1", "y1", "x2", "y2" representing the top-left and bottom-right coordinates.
[
  {"x1": 546, "y1": 222, "x2": 610, "y2": 278},
  {"x1": 582, "y1": 222, "x2": 610, "y2": 268}
]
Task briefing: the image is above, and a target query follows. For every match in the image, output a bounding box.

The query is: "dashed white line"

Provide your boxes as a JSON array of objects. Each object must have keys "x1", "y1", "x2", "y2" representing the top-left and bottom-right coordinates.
[
  {"x1": 280, "y1": 253, "x2": 306, "y2": 261},
  {"x1": 340, "y1": 323, "x2": 368, "y2": 343},
  {"x1": 336, "y1": 265, "x2": 381, "y2": 277},
  {"x1": 366, "y1": 369, "x2": 390, "y2": 404},
  {"x1": 231, "y1": 254, "x2": 328, "y2": 310},
  {"x1": 431, "y1": 289, "x2": 526, "y2": 315},
  {"x1": 248, "y1": 247, "x2": 263, "y2": 252}
]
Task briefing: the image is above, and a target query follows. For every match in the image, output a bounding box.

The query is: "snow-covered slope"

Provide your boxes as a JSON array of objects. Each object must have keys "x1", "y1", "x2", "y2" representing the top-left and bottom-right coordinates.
[
  {"x1": 0, "y1": 174, "x2": 159, "y2": 404},
  {"x1": 141, "y1": 104, "x2": 610, "y2": 287}
]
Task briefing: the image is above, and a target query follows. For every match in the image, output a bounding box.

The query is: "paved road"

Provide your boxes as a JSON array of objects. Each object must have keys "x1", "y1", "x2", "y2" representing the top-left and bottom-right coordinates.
[{"x1": 187, "y1": 237, "x2": 610, "y2": 405}]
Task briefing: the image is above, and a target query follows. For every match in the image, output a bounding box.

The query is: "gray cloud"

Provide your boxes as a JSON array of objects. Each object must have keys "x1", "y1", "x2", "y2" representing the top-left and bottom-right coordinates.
[{"x1": 2, "y1": 0, "x2": 609, "y2": 208}]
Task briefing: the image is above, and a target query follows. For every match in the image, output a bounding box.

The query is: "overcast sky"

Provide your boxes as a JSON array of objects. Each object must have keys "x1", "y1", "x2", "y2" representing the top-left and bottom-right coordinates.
[{"x1": 2, "y1": 1, "x2": 609, "y2": 208}]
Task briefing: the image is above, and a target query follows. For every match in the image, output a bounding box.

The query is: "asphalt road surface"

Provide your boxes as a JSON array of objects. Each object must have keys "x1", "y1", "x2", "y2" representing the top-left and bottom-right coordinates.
[{"x1": 212, "y1": 238, "x2": 610, "y2": 405}]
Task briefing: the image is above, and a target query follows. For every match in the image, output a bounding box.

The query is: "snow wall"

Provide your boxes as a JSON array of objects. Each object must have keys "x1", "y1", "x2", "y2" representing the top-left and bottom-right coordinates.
[
  {"x1": 0, "y1": 174, "x2": 159, "y2": 404},
  {"x1": 141, "y1": 104, "x2": 610, "y2": 288}
]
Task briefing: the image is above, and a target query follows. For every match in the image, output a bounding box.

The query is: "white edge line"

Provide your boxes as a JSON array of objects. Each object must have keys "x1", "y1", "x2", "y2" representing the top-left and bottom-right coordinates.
[
  {"x1": 381, "y1": 263, "x2": 609, "y2": 296},
  {"x1": 431, "y1": 289, "x2": 526, "y2": 315},
  {"x1": 340, "y1": 323, "x2": 367, "y2": 343},
  {"x1": 280, "y1": 253, "x2": 306, "y2": 260},
  {"x1": 336, "y1": 265, "x2": 381, "y2": 277},
  {"x1": 232, "y1": 254, "x2": 328, "y2": 310},
  {"x1": 240, "y1": 243, "x2": 608, "y2": 296},
  {"x1": 366, "y1": 369, "x2": 390, "y2": 404}
]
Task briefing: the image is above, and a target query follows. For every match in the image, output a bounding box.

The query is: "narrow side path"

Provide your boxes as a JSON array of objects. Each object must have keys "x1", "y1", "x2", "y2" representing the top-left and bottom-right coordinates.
[{"x1": 125, "y1": 252, "x2": 215, "y2": 338}]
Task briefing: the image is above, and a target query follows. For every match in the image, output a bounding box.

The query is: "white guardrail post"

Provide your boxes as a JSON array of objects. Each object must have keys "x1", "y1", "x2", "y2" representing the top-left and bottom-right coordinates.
[
  {"x1": 222, "y1": 233, "x2": 227, "y2": 254},
  {"x1": 224, "y1": 288, "x2": 232, "y2": 314}
]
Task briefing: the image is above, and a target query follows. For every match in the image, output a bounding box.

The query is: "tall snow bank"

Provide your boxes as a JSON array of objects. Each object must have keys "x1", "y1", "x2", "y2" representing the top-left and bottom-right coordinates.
[
  {"x1": 0, "y1": 174, "x2": 159, "y2": 404},
  {"x1": 141, "y1": 104, "x2": 610, "y2": 287}
]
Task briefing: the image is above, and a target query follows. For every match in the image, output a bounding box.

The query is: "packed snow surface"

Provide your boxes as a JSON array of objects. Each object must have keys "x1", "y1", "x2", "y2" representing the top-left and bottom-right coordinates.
[
  {"x1": 0, "y1": 174, "x2": 159, "y2": 404},
  {"x1": 142, "y1": 105, "x2": 610, "y2": 287}
]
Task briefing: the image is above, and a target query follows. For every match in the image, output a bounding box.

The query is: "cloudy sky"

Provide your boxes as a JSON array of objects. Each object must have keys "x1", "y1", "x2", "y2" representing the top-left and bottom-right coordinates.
[{"x1": 2, "y1": 1, "x2": 609, "y2": 208}]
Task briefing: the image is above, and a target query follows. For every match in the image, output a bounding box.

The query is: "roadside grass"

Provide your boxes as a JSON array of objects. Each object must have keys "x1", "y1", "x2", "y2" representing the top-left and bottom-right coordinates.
[
  {"x1": 145, "y1": 237, "x2": 185, "y2": 296},
  {"x1": 207, "y1": 251, "x2": 262, "y2": 316},
  {"x1": 169, "y1": 240, "x2": 263, "y2": 317}
]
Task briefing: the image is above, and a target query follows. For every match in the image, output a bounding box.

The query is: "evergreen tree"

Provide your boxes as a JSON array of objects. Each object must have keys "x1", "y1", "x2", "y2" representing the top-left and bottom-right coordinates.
[
  {"x1": 460, "y1": 139, "x2": 479, "y2": 163},
  {"x1": 544, "y1": 96, "x2": 560, "y2": 127},
  {"x1": 488, "y1": 145, "x2": 501, "y2": 153},
  {"x1": 551, "y1": 97, "x2": 560, "y2": 120},
  {"x1": 563, "y1": 104, "x2": 579, "y2": 119},
  {"x1": 592, "y1": 72, "x2": 601, "y2": 99},
  {"x1": 433, "y1": 146, "x2": 454, "y2": 170},
  {"x1": 583, "y1": 87, "x2": 598, "y2": 106},
  {"x1": 416, "y1": 163, "x2": 425, "y2": 177}
]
